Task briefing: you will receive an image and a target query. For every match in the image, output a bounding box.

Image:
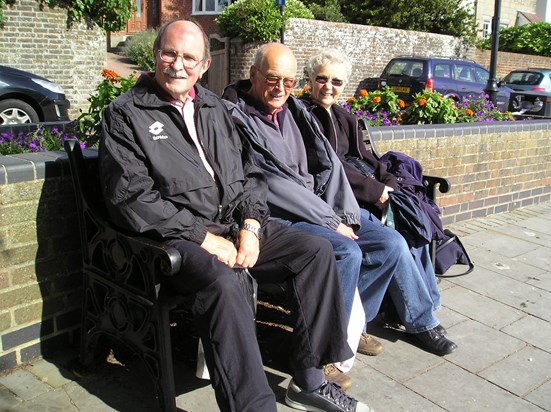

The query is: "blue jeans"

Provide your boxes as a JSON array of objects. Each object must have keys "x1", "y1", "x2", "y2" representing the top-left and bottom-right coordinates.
[
  {"x1": 276, "y1": 208, "x2": 439, "y2": 333},
  {"x1": 411, "y1": 244, "x2": 441, "y2": 312}
]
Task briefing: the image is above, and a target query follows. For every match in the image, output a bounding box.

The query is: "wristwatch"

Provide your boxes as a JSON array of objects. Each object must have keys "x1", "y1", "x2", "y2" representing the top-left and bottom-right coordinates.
[{"x1": 241, "y1": 222, "x2": 262, "y2": 239}]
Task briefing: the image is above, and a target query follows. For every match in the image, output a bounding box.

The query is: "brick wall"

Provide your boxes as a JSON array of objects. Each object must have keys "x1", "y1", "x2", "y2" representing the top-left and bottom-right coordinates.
[
  {"x1": 0, "y1": 152, "x2": 81, "y2": 370},
  {"x1": 0, "y1": 0, "x2": 105, "y2": 119},
  {"x1": 1, "y1": 121, "x2": 550, "y2": 371},
  {"x1": 368, "y1": 121, "x2": 551, "y2": 225},
  {"x1": 473, "y1": 49, "x2": 551, "y2": 78}
]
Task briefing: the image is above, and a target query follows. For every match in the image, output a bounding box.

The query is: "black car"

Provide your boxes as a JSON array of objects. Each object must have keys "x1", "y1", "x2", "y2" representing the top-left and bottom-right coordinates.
[
  {"x1": 0, "y1": 65, "x2": 70, "y2": 125},
  {"x1": 377, "y1": 56, "x2": 513, "y2": 112}
]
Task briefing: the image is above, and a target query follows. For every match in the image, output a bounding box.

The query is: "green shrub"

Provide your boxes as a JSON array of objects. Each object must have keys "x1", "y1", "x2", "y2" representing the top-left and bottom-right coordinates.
[
  {"x1": 404, "y1": 91, "x2": 459, "y2": 124},
  {"x1": 215, "y1": 0, "x2": 314, "y2": 43},
  {"x1": 77, "y1": 70, "x2": 138, "y2": 148},
  {"x1": 125, "y1": 29, "x2": 157, "y2": 71},
  {"x1": 479, "y1": 22, "x2": 551, "y2": 57}
]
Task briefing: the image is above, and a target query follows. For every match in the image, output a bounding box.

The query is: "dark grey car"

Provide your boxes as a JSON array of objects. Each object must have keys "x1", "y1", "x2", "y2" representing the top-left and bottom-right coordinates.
[
  {"x1": 377, "y1": 56, "x2": 513, "y2": 112},
  {"x1": 0, "y1": 65, "x2": 70, "y2": 125}
]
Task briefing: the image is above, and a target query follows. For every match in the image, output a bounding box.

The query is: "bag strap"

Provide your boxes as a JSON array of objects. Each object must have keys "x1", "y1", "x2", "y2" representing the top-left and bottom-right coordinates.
[{"x1": 435, "y1": 230, "x2": 475, "y2": 278}]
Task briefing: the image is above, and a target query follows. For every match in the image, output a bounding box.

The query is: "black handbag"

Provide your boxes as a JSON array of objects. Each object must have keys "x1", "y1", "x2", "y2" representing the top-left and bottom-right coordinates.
[{"x1": 434, "y1": 229, "x2": 474, "y2": 277}]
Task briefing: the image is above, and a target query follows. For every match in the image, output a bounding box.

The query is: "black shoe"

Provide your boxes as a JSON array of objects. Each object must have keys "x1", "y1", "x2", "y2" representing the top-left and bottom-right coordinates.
[
  {"x1": 285, "y1": 380, "x2": 374, "y2": 412},
  {"x1": 434, "y1": 324, "x2": 447, "y2": 336},
  {"x1": 414, "y1": 328, "x2": 457, "y2": 356}
]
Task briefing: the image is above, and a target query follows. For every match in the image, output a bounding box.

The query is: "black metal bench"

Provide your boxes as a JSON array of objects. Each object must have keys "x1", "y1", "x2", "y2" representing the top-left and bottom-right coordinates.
[
  {"x1": 64, "y1": 139, "x2": 259, "y2": 411},
  {"x1": 64, "y1": 139, "x2": 190, "y2": 411}
]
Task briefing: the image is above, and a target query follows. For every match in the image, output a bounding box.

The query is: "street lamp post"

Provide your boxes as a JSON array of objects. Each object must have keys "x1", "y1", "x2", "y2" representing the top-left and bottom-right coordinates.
[
  {"x1": 483, "y1": 0, "x2": 502, "y2": 105},
  {"x1": 275, "y1": 0, "x2": 286, "y2": 43}
]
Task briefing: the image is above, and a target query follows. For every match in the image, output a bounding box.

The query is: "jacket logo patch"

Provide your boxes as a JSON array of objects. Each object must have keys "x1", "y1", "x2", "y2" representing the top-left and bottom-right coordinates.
[{"x1": 149, "y1": 121, "x2": 168, "y2": 140}]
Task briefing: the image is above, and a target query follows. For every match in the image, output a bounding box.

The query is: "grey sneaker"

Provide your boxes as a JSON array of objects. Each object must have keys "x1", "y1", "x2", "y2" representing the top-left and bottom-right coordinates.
[{"x1": 285, "y1": 380, "x2": 374, "y2": 412}]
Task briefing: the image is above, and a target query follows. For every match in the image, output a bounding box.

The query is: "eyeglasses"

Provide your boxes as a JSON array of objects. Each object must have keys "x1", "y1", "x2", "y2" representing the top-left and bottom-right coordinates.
[
  {"x1": 158, "y1": 49, "x2": 204, "y2": 70},
  {"x1": 255, "y1": 67, "x2": 297, "y2": 89},
  {"x1": 315, "y1": 76, "x2": 344, "y2": 87}
]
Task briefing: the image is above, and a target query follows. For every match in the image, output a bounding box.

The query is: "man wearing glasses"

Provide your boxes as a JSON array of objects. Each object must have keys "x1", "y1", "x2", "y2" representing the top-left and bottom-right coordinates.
[
  {"x1": 99, "y1": 20, "x2": 371, "y2": 412},
  {"x1": 222, "y1": 42, "x2": 457, "y2": 396}
]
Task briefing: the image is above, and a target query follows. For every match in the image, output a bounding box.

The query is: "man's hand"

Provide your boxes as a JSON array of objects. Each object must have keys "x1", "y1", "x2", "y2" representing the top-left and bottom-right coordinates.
[
  {"x1": 201, "y1": 232, "x2": 238, "y2": 268},
  {"x1": 336, "y1": 223, "x2": 359, "y2": 240},
  {"x1": 376, "y1": 186, "x2": 394, "y2": 209},
  {"x1": 236, "y1": 219, "x2": 261, "y2": 268}
]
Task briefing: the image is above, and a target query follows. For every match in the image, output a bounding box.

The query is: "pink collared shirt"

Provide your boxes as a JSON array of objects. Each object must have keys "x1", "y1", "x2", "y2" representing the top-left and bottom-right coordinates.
[{"x1": 171, "y1": 89, "x2": 216, "y2": 180}]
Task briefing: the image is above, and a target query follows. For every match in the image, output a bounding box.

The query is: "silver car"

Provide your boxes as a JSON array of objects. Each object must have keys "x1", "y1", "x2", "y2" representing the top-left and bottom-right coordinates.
[
  {"x1": 503, "y1": 68, "x2": 551, "y2": 95},
  {"x1": 503, "y1": 68, "x2": 551, "y2": 117}
]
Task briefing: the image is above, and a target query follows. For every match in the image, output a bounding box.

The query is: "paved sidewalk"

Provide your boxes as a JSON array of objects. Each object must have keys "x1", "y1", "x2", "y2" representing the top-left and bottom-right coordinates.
[{"x1": 1, "y1": 202, "x2": 550, "y2": 411}]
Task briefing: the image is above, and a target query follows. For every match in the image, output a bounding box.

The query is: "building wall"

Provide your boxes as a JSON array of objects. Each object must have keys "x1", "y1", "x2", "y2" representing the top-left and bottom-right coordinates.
[
  {"x1": 1, "y1": 121, "x2": 550, "y2": 371},
  {"x1": 0, "y1": 0, "x2": 105, "y2": 120},
  {"x1": 475, "y1": 0, "x2": 543, "y2": 39},
  {"x1": 158, "y1": 0, "x2": 219, "y2": 35}
]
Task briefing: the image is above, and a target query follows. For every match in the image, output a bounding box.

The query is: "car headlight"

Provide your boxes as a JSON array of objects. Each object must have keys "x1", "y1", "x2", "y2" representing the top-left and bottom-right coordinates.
[{"x1": 32, "y1": 78, "x2": 65, "y2": 94}]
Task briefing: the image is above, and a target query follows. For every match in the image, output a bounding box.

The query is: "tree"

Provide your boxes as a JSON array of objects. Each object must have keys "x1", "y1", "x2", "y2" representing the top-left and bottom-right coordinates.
[
  {"x1": 301, "y1": 0, "x2": 347, "y2": 22},
  {"x1": 341, "y1": 0, "x2": 475, "y2": 42}
]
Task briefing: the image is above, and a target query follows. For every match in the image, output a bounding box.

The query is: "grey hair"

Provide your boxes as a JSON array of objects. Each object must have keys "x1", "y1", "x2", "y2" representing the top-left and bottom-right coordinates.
[{"x1": 304, "y1": 49, "x2": 353, "y2": 83}]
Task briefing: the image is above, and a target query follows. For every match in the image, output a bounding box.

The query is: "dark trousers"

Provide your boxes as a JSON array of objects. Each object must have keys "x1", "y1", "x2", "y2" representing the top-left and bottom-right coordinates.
[{"x1": 166, "y1": 220, "x2": 351, "y2": 412}]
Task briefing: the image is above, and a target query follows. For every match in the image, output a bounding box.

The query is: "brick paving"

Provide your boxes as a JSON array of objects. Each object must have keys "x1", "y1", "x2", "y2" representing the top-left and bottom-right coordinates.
[{"x1": 1, "y1": 202, "x2": 550, "y2": 411}]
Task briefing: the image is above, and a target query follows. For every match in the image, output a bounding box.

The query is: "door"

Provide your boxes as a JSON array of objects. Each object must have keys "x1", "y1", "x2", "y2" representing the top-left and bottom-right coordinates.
[{"x1": 127, "y1": 0, "x2": 148, "y2": 33}]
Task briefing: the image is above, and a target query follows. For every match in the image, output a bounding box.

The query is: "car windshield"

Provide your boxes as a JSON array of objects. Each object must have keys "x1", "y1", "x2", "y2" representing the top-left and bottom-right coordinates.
[{"x1": 504, "y1": 71, "x2": 543, "y2": 85}]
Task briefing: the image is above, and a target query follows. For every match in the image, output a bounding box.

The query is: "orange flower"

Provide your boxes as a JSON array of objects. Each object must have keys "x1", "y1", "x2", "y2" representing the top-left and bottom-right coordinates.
[
  {"x1": 359, "y1": 89, "x2": 368, "y2": 97},
  {"x1": 398, "y1": 99, "x2": 405, "y2": 108},
  {"x1": 465, "y1": 108, "x2": 474, "y2": 116},
  {"x1": 347, "y1": 97, "x2": 355, "y2": 103},
  {"x1": 418, "y1": 98, "x2": 427, "y2": 106},
  {"x1": 372, "y1": 96, "x2": 381, "y2": 103},
  {"x1": 102, "y1": 69, "x2": 119, "y2": 82}
]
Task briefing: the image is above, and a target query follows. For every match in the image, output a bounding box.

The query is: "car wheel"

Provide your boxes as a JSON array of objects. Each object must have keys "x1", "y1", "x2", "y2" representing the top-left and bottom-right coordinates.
[{"x1": 0, "y1": 99, "x2": 40, "y2": 125}]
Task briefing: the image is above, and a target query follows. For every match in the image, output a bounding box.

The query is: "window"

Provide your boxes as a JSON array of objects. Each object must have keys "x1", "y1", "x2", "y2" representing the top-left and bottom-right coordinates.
[
  {"x1": 482, "y1": 20, "x2": 491, "y2": 40},
  {"x1": 455, "y1": 65, "x2": 474, "y2": 82},
  {"x1": 434, "y1": 64, "x2": 452, "y2": 78},
  {"x1": 482, "y1": 19, "x2": 508, "y2": 40},
  {"x1": 473, "y1": 67, "x2": 489, "y2": 84},
  {"x1": 193, "y1": 0, "x2": 232, "y2": 14}
]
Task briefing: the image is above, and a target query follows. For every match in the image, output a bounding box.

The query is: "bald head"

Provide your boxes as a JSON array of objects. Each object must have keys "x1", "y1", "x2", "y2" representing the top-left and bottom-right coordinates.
[{"x1": 249, "y1": 42, "x2": 297, "y2": 114}]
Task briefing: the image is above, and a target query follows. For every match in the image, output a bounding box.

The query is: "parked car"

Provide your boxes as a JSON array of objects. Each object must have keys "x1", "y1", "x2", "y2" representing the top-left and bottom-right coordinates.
[
  {"x1": 502, "y1": 68, "x2": 551, "y2": 118},
  {"x1": 503, "y1": 68, "x2": 551, "y2": 95},
  {"x1": 377, "y1": 56, "x2": 513, "y2": 112},
  {"x1": 0, "y1": 65, "x2": 70, "y2": 125}
]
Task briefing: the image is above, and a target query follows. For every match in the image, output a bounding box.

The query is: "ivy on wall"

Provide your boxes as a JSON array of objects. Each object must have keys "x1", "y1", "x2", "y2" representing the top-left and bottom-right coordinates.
[
  {"x1": 0, "y1": 0, "x2": 16, "y2": 28},
  {"x1": 0, "y1": 0, "x2": 136, "y2": 32}
]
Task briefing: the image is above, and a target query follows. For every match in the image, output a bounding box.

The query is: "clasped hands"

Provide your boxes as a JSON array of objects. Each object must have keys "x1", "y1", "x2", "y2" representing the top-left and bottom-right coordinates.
[{"x1": 200, "y1": 219, "x2": 260, "y2": 269}]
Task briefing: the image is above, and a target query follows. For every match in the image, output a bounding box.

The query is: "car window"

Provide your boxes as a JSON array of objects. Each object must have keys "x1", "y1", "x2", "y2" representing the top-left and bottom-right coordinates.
[
  {"x1": 455, "y1": 64, "x2": 475, "y2": 82},
  {"x1": 434, "y1": 64, "x2": 452, "y2": 78},
  {"x1": 473, "y1": 67, "x2": 489, "y2": 84},
  {"x1": 503, "y1": 71, "x2": 543, "y2": 85},
  {"x1": 409, "y1": 63, "x2": 424, "y2": 78}
]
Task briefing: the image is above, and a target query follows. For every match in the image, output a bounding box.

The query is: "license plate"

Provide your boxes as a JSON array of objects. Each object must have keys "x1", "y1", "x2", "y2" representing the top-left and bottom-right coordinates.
[{"x1": 391, "y1": 86, "x2": 410, "y2": 93}]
